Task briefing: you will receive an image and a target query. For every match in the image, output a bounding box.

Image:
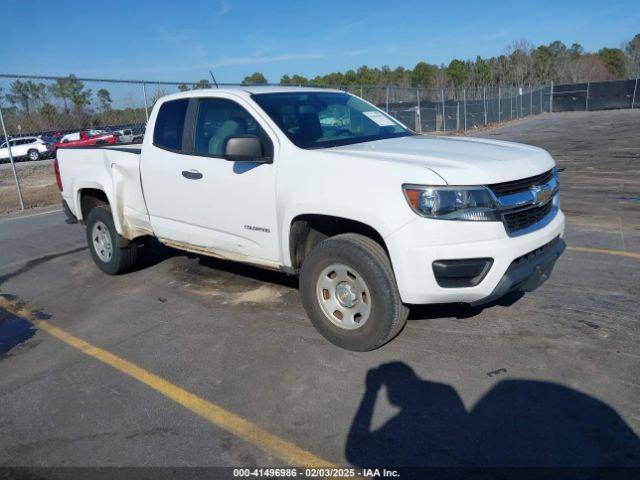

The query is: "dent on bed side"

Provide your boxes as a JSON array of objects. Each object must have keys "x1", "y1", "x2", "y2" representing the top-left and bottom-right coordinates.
[{"x1": 110, "y1": 161, "x2": 153, "y2": 241}]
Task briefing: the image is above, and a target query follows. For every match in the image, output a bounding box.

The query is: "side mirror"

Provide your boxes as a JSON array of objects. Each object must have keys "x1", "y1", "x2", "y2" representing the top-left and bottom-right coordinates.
[{"x1": 223, "y1": 136, "x2": 271, "y2": 163}]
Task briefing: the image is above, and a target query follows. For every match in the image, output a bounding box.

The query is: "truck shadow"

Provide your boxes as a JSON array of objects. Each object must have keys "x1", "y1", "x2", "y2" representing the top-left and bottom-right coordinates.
[
  {"x1": 133, "y1": 242, "x2": 524, "y2": 320},
  {"x1": 135, "y1": 239, "x2": 299, "y2": 289},
  {"x1": 407, "y1": 291, "x2": 525, "y2": 321},
  {"x1": 346, "y1": 362, "x2": 640, "y2": 470},
  {"x1": 136, "y1": 240, "x2": 526, "y2": 315}
]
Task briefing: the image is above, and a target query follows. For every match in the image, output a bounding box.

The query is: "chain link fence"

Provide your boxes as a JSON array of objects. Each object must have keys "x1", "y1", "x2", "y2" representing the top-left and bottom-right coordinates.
[
  {"x1": 0, "y1": 74, "x2": 638, "y2": 211},
  {"x1": 372, "y1": 85, "x2": 553, "y2": 133}
]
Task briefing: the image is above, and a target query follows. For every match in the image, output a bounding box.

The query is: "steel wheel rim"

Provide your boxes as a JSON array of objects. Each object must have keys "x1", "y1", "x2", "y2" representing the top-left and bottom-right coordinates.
[
  {"x1": 316, "y1": 263, "x2": 371, "y2": 330},
  {"x1": 29, "y1": 151, "x2": 38, "y2": 160},
  {"x1": 92, "y1": 221, "x2": 113, "y2": 263}
]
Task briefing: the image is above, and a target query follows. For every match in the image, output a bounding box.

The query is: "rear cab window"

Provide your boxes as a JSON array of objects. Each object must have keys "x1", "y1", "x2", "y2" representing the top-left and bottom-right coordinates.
[{"x1": 153, "y1": 99, "x2": 189, "y2": 151}]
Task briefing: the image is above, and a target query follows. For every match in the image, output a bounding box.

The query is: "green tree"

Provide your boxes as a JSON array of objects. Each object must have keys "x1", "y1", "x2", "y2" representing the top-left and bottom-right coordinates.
[
  {"x1": 473, "y1": 57, "x2": 492, "y2": 86},
  {"x1": 356, "y1": 65, "x2": 378, "y2": 85},
  {"x1": 48, "y1": 75, "x2": 91, "y2": 114},
  {"x1": 193, "y1": 79, "x2": 212, "y2": 89},
  {"x1": 241, "y1": 72, "x2": 268, "y2": 84},
  {"x1": 48, "y1": 77, "x2": 72, "y2": 113},
  {"x1": 446, "y1": 59, "x2": 468, "y2": 86},
  {"x1": 5, "y1": 80, "x2": 46, "y2": 115},
  {"x1": 569, "y1": 43, "x2": 584, "y2": 59},
  {"x1": 548, "y1": 40, "x2": 568, "y2": 58},
  {"x1": 411, "y1": 61, "x2": 436, "y2": 87},
  {"x1": 343, "y1": 69, "x2": 357, "y2": 84},
  {"x1": 598, "y1": 48, "x2": 627, "y2": 78},
  {"x1": 313, "y1": 71, "x2": 345, "y2": 86},
  {"x1": 391, "y1": 66, "x2": 410, "y2": 87},
  {"x1": 290, "y1": 74, "x2": 308, "y2": 85},
  {"x1": 531, "y1": 45, "x2": 555, "y2": 82},
  {"x1": 379, "y1": 65, "x2": 392, "y2": 85},
  {"x1": 5, "y1": 80, "x2": 31, "y2": 114},
  {"x1": 491, "y1": 55, "x2": 509, "y2": 84},
  {"x1": 280, "y1": 74, "x2": 308, "y2": 85},
  {"x1": 97, "y1": 88, "x2": 112, "y2": 111},
  {"x1": 40, "y1": 102, "x2": 57, "y2": 121},
  {"x1": 67, "y1": 75, "x2": 92, "y2": 111}
]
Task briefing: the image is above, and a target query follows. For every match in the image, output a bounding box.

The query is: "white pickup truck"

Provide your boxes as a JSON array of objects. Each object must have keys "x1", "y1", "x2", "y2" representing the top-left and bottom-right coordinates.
[{"x1": 55, "y1": 86, "x2": 565, "y2": 351}]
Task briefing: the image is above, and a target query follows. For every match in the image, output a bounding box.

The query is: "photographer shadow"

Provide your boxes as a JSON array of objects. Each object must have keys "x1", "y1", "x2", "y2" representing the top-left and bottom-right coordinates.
[{"x1": 345, "y1": 362, "x2": 640, "y2": 468}]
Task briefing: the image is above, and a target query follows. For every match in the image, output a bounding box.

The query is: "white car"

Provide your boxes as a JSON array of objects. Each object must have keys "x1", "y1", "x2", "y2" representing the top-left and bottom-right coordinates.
[
  {"x1": 112, "y1": 128, "x2": 135, "y2": 144},
  {"x1": 55, "y1": 86, "x2": 565, "y2": 351},
  {"x1": 0, "y1": 136, "x2": 50, "y2": 162},
  {"x1": 59, "y1": 132, "x2": 81, "y2": 143},
  {"x1": 59, "y1": 130, "x2": 106, "y2": 143}
]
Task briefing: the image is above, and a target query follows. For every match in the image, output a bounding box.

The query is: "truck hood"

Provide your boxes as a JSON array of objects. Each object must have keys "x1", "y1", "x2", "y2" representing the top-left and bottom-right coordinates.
[{"x1": 329, "y1": 135, "x2": 555, "y2": 185}]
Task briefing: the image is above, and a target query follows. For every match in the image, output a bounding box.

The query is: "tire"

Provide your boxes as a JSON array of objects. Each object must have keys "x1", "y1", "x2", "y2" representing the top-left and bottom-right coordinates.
[
  {"x1": 300, "y1": 233, "x2": 408, "y2": 351},
  {"x1": 27, "y1": 149, "x2": 40, "y2": 161},
  {"x1": 85, "y1": 205, "x2": 138, "y2": 275}
]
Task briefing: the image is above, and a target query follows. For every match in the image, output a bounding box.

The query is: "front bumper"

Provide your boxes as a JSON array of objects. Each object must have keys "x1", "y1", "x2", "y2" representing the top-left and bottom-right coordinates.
[
  {"x1": 385, "y1": 208, "x2": 565, "y2": 305},
  {"x1": 469, "y1": 236, "x2": 565, "y2": 306}
]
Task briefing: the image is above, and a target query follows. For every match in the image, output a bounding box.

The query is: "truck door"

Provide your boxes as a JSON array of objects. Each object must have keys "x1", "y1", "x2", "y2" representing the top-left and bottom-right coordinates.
[{"x1": 140, "y1": 95, "x2": 281, "y2": 265}]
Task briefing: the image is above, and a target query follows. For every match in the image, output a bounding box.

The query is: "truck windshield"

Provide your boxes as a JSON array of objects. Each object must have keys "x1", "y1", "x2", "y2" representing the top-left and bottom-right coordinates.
[{"x1": 252, "y1": 92, "x2": 413, "y2": 149}]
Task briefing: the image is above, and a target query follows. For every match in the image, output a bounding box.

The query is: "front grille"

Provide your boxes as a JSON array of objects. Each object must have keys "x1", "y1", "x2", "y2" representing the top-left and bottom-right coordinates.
[
  {"x1": 513, "y1": 236, "x2": 561, "y2": 266},
  {"x1": 503, "y1": 201, "x2": 553, "y2": 233},
  {"x1": 489, "y1": 169, "x2": 553, "y2": 196}
]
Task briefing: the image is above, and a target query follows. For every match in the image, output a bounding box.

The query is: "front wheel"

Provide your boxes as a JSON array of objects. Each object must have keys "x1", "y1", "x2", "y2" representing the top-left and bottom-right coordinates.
[
  {"x1": 300, "y1": 233, "x2": 408, "y2": 351},
  {"x1": 27, "y1": 149, "x2": 40, "y2": 161},
  {"x1": 86, "y1": 205, "x2": 138, "y2": 275}
]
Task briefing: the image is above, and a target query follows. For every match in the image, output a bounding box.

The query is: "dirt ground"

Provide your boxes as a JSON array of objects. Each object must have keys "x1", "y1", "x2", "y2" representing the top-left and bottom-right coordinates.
[{"x1": 0, "y1": 160, "x2": 59, "y2": 213}]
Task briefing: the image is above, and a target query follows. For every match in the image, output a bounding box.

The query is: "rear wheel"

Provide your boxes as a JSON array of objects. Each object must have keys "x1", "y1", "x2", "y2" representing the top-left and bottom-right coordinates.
[
  {"x1": 300, "y1": 233, "x2": 408, "y2": 351},
  {"x1": 27, "y1": 149, "x2": 40, "y2": 161},
  {"x1": 85, "y1": 205, "x2": 138, "y2": 274}
]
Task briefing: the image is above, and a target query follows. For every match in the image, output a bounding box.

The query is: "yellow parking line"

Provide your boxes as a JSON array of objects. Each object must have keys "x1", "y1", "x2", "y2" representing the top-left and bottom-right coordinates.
[
  {"x1": 567, "y1": 246, "x2": 640, "y2": 260},
  {"x1": 0, "y1": 298, "x2": 335, "y2": 468}
]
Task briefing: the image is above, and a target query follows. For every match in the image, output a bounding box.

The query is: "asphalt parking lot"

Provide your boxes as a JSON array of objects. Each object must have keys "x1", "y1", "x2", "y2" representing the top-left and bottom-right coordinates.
[{"x1": 1, "y1": 109, "x2": 639, "y2": 471}]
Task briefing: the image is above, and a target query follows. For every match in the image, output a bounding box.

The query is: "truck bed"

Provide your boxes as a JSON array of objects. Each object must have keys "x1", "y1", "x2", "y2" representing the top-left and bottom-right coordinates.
[
  {"x1": 58, "y1": 144, "x2": 142, "y2": 154},
  {"x1": 57, "y1": 145, "x2": 152, "y2": 240}
]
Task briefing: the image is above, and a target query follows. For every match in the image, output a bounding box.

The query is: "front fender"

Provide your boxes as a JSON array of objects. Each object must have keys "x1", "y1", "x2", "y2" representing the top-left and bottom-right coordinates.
[{"x1": 279, "y1": 205, "x2": 413, "y2": 269}]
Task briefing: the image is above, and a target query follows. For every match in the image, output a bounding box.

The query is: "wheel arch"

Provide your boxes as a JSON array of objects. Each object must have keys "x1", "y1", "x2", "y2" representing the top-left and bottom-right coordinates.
[
  {"x1": 74, "y1": 185, "x2": 124, "y2": 235},
  {"x1": 287, "y1": 213, "x2": 390, "y2": 271}
]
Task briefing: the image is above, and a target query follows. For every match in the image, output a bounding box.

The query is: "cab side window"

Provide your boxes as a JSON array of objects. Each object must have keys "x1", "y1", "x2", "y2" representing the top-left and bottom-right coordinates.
[
  {"x1": 153, "y1": 99, "x2": 189, "y2": 151},
  {"x1": 193, "y1": 98, "x2": 272, "y2": 157}
]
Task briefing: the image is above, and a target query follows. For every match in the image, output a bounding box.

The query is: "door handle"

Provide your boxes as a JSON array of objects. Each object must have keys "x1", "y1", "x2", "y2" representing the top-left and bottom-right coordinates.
[{"x1": 182, "y1": 169, "x2": 203, "y2": 180}]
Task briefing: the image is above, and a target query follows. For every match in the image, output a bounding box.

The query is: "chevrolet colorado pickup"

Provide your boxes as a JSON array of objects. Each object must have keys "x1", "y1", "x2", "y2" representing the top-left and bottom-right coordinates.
[{"x1": 55, "y1": 86, "x2": 565, "y2": 351}]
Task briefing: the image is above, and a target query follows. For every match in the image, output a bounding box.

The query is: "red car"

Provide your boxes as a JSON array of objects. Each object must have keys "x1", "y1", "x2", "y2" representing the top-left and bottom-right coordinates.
[{"x1": 54, "y1": 130, "x2": 117, "y2": 149}]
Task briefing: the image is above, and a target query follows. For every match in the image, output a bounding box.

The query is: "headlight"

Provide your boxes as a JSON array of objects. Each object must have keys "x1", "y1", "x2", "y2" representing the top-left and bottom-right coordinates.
[{"x1": 402, "y1": 185, "x2": 499, "y2": 221}]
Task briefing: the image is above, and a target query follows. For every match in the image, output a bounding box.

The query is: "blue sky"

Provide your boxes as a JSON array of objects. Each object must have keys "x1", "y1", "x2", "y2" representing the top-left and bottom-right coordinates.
[{"x1": 2, "y1": 0, "x2": 639, "y2": 84}]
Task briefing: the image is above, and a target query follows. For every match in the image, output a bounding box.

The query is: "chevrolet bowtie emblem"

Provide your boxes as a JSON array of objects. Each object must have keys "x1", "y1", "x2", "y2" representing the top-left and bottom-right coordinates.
[{"x1": 531, "y1": 185, "x2": 552, "y2": 205}]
